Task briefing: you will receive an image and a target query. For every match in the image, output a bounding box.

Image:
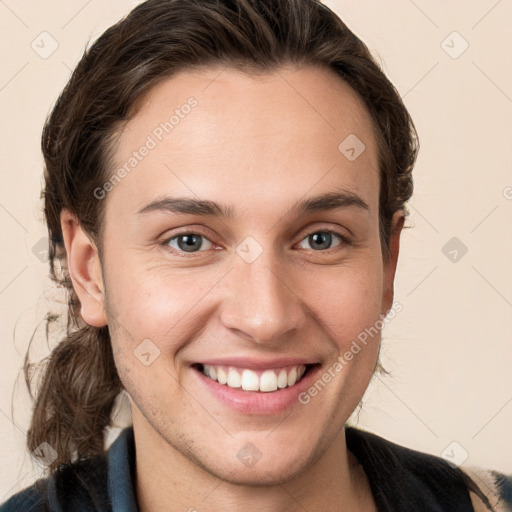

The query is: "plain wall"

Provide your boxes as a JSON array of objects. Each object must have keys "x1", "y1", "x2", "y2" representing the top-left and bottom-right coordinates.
[{"x1": 1, "y1": 0, "x2": 511, "y2": 500}]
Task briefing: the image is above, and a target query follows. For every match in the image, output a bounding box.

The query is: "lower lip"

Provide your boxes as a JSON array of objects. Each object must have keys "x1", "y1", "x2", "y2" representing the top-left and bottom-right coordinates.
[{"x1": 193, "y1": 365, "x2": 321, "y2": 415}]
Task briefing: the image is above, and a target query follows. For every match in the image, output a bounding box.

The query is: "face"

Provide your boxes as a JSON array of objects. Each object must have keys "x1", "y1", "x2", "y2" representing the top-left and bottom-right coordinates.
[{"x1": 70, "y1": 65, "x2": 402, "y2": 485}]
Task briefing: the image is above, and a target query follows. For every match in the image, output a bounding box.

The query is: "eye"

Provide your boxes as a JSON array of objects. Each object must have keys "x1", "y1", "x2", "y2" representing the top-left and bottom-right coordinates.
[
  {"x1": 296, "y1": 229, "x2": 350, "y2": 251},
  {"x1": 165, "y1": 232, "x2": 214, "y2": 254},
  {"x1": 162, "y1": 227, "x2": 351, "y2": 257}
]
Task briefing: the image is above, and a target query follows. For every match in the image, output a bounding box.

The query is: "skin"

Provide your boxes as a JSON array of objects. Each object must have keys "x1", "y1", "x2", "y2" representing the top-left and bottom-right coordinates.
[{"x1": 61, "y1": 64, "x2": 405, "y2": 511}]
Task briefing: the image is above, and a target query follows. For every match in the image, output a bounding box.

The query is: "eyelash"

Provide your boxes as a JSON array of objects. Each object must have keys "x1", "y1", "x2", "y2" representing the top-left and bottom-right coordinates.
[{"x1": 160, "y1": 227, "x2": 352, "y2": 258}]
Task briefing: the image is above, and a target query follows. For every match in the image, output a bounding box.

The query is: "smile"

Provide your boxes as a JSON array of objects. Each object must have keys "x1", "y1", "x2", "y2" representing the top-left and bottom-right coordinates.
[{"x1": 197, "y1": 364, "x2": 308, "y2": 392}]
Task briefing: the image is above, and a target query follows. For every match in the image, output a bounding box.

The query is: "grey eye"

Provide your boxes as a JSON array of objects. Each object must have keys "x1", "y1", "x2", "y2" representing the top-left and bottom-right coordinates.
[
  {"x1": 297, "y1": 231, "x2": 343, "y2": 251},
  {"x1": 167, "y1": 233, "x2": 213, "y2": 253}
]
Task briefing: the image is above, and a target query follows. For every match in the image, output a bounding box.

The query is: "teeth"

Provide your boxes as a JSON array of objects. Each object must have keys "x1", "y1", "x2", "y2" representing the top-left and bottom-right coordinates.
[
  {"x1": 208, "y1": 366, "x2": 217, "y2": 381},
  {"x1": 287, "y1": 367, "x2": 297, "y2": 386},
  {"x1": 227, "y1": 368, "x2": 241, "y2": 388},
  {"x1": 277, "y1": 369, "x2": 288, "y2": 388},
  {"x1": 241, "y1": 369, "x2": 259, "y2": 391},
  {"x1": 201, "y1": 364, "x2": 307, "y2": 392},
  {"x1": 260, "y1": 370, "x2": 278, "y2": 392},
  {"x1": 217, "y1": 368, "x2": 227, "y2": 385}
]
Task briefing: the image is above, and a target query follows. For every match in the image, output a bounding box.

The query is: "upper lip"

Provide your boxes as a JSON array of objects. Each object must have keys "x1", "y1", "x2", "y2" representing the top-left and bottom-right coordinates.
[{"x1": 193, "y1": 357, "x2": 319, "y2": 370}]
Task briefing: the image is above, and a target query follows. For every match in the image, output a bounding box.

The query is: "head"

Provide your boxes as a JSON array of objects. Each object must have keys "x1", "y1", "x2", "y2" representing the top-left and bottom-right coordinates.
[{"x1": 27, "y1": 0, "x2": 418, "y2": 481}]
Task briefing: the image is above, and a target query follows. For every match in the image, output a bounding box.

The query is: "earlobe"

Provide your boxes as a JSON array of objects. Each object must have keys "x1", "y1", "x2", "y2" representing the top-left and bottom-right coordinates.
[
  {"x1": 381, "y1": 211, "x2": 405, "y2": 316},
  {"x1": 60, "y1": 209, "x2": 107, "y2": 327}
]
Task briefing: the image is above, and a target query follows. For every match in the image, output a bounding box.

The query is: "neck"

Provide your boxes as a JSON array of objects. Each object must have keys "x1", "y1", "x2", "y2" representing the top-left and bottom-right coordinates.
[{"x1": 132, "y1": 409, "x2": 376, "y2": 512}]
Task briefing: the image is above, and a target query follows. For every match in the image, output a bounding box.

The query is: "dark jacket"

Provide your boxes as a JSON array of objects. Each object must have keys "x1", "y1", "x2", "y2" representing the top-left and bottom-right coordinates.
[{"x1": 1, "y1": 425, "x2": 509, "y2": 511}]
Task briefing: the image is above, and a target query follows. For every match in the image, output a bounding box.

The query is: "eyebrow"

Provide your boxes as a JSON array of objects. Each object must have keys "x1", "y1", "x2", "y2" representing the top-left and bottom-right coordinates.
[{"x1": 136, "y1": 190, "x2": 370, "y2": 219}]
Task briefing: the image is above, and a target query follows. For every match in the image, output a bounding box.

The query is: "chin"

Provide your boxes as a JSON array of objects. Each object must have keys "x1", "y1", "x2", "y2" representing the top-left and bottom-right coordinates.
[
  {"x1": 184, "y1": 438, "x2": 319, "y2": 487},
  {"x1": 211, "y1": 458, "x2": 310, "y2": 487}
]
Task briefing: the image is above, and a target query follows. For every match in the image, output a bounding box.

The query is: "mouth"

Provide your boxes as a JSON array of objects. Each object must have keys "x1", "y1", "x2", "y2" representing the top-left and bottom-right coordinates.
[
  {"x1": 193, "y1": 362, "x2": 314, "y2": 392},
  {"x1": 190, "y1": 357, "x2": 322, "y2": 414}
]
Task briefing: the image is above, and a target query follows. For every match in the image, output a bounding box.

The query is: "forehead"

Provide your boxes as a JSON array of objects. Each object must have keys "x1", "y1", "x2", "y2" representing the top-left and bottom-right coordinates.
[{"x1": 106, "y1": 65, "x2": 380, "y2": 220}]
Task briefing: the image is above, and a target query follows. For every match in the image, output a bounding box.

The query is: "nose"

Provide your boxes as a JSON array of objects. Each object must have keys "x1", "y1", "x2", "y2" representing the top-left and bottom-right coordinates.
[{"x1": 219, "y1": 251, "x2": 307, "y2": 345}]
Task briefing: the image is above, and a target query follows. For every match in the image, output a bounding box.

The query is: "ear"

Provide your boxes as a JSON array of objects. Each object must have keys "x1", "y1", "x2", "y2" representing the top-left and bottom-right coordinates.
[
  {"x1": 60, "y1": 209, "x2": 107, "y2": 327},
  {"x1": 381, "y1": 211, "x2": 405, "y2": 316}
]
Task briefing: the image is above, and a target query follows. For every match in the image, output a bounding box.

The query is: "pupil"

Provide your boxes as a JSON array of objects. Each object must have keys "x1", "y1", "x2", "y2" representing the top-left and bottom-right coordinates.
[
  {"x1": 178, "y1": 234, "x2": 201, "y2": 252},
  {"x1": 311, "y1": 232, "x2": 331, "y2": 250}
]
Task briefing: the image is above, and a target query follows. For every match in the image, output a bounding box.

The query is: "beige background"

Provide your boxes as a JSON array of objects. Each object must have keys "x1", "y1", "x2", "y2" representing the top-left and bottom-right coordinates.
[{"x1": 1, "y1": 0, "x2": 511, "y2": 500}]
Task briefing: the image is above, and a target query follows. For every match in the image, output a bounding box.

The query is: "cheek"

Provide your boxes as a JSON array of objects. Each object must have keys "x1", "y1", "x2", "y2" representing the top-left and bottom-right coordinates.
[
  {"x1": 104, "y1": 258, "x2": 220, "y2": 347},
  {"x1": 296, "y1": 256, "x2": 384, "y2": 346}
]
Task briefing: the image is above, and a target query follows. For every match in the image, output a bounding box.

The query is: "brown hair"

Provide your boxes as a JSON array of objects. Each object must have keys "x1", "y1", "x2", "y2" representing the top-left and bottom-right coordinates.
[{"x1": 25, "y1": 0, "x2": 472, "y2": 497}]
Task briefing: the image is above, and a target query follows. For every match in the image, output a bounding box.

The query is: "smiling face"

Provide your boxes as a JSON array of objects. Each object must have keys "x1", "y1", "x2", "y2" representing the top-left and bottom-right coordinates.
[{"x1": 69, "y1": 64, "x2": 403, "y2": 486}]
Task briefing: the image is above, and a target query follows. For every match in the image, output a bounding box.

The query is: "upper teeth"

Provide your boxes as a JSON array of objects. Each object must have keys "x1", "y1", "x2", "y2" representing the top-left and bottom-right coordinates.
[{"x1": 202, "y1": 364, "x2": 307, "y2": 392}]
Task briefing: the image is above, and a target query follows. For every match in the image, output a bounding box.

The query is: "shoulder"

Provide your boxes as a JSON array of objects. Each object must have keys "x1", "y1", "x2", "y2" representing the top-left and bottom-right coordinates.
[
  {"x1": 464, "y1": 467, "x2": 512, "y2": 512},
  {"x1": 0, "y1": 479, "x2": 50, "y2": 512},
  {"x1": 346, "y1": 426, "x2": 508, "y2": 511},
  {"x1": 0, "y1": 451, "x2": 110, "y2": 512}
]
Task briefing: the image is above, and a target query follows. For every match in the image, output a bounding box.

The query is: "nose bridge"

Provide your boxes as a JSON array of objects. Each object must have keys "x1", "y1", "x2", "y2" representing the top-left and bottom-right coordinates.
[{"x1": 219, "y1": 244, "x2": 305, "y2": 343}]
